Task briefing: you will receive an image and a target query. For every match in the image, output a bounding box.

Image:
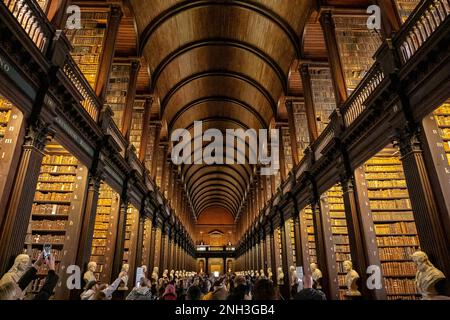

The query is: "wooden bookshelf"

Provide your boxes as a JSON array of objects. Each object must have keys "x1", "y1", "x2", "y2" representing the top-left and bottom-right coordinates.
[
  {"x1": 65, "y1": 11, "x2": 108, "y2": 89},
  {"x1": 309, "y1": 67, "x2": 336, "y2": 135},
  {"x1": 325, "y1": 184, "x2": 351, "y2": 300},
  {"x1": 292, "y1": 102, "x2": 310, "y2": 161},
  {"x1": 90, "y1": 183, "x2": 120, "y2": 283},
  {"x1": 363, "y1": 146, "x2": 421, "y2": 299},
  {"x1": 24, "y1": 144, "x2": 88, "y2": 297},
  {"x1": 141, "y1": 219, "x2": 151, "y2": 267},
  {"x1": 130, "y1": 100, "x2": 145, "y2": 155},
  {"x1": 0, "y1": 96, "x2": 23, "y2": 208},
  {"x1": 144, "y1": 125, "x2": 156, "y2": 172},
  {"x1": 433, "y1": 102, "x2": 450, "y2": 166},
  {"x1": 281, "y1": 128, "x2": 293, "y2": 172},
  {"x1": 287, "y1": 219, "x2": 296, "y2": 266},
  {"x1": 395, "y1": 0, "x2": 421, "y2": 23},
  {"x1": 123, "y1": 205, "x2": 139, "y2": 285},
  {"x1": 303, "y1": 205, "x2": 317, "y2": 264},
  {"x1": 276, "y1": 227, "x2": 283, "y2": 271},
  {"x1": 333, "y1": 15, "x2": 382, "y2": 95},
  {"x1": 106, "y1": 63, "x2": 132, "y2": 129}
]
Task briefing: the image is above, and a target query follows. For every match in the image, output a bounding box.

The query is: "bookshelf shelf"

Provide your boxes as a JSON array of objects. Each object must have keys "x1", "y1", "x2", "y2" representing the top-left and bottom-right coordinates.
[
  {"x1": 65, "y1": 11, "x2": 109, "y2": 89},
  {"x1": 304, "y1": 206, "x2": 317, "y2": 264},
  {"x1": 326, "y1": 184, "x2": 351, "y2": 300},
  {"x1": 23, "y1": 143, "x2": 88, "y2": 299},
  {"x1": 106, "y1": 63, "x2": 132, "y2": 129},
  {"x1": 130, "y1": 100, "x2": 145, "y2": 155},
  {"x1": 364, "y1": 146, "x2": 420, "y2": 300},
  {"x1": 91, "y1": 183, "x2": 120, "y2": 283},
  {"x1": 433, "y1": 103, "x2": 450, "y2": 166}
]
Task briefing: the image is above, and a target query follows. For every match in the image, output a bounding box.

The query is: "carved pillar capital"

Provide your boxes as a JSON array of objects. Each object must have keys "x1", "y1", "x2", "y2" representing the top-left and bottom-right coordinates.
[{"x1": 24, "y1": 120, "x2": 53, "y2": 150}]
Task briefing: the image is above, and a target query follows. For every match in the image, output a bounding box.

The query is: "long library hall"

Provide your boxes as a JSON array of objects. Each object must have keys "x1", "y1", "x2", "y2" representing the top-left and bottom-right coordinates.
[{"x1": 0, "y1": 0, "x2": 449, "y2": 301}]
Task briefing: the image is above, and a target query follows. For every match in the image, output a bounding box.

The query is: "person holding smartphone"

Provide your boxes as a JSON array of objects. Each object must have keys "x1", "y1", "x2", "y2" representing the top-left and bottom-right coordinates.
[
  {"x1": 0, "y1": 251, "x2": 59, "y2": 300},
  {"x1": 18, "y1": 250, "x2": 59, "y2": 300}
]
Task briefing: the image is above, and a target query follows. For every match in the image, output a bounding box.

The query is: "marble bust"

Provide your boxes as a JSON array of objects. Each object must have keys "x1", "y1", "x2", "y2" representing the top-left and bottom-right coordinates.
[
  {"x1": 267, "y1": 267, "x2": 273, "y2": 281},
  {"x1": 83, "y1": 261, "x2": 97, "y2": 284},
  {"x1": 0, "y1": 254, "x2": 31, "y2": 286},
  {"x1": 277, "y1": 267, "x2": 285, "y2": 285},
  {"x1": 412, "y1": 251, "x2": 446, "y2": 300},
  {"x1": 118, "y1": 263, "x2": 129, "y2": 290},
  {"x1": 343, "y1": 260, "x2": 361, "y2": 297},
  {"x1": 310, "y1": 263, "x2": 323, "y2": 289},
  {"x1": 151, "y1": 267, "x2": 159, "y2": 282},
  {"x1": 260, "y1": 269, "x2": 265, "y2": 278},
  {"x1": 289, "y1": 265, "x2": 298, "y2": 285}
]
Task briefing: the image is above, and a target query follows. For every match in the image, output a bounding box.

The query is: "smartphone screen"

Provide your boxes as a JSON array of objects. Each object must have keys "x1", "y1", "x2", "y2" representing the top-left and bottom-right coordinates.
[{"x1": 43, "y1": 244, "x2": 51, "y2": 259}]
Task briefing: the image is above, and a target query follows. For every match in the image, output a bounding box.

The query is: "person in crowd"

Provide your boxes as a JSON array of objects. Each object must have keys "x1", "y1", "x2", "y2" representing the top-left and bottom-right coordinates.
[
  {"x1": 0, "y1": 252, "x2": 58, "y2": 300},
  {"x1": 186, "y1": 285, "x2": 202, "y2": 300},
  {"x1": 126, "y1": 277, "x2": 152, "y2": 300},
  {"x1": 80, "y1": 271, "x2": 127, "y2": 300},
  {"x1": 211, "y1": 278, "x2": 228, "y2": 300},
  {"x1": 227, "y1": 283, "x2": 252, "y2": 300},
  {"x1": 150, "y1": 278, "x2": 158, "y2": 299},
  {"x1": 252, "y1": 278, "x2": 278, "y2": 300},
  {"x1": 234, "y1": 275, "x2": 246, "y2": 287},
  {"x1": 161, "y1": 283, "x2": 177, "y2": 300},
  {"x1": 202, "y1": 280, "x2": 214, "y2": 300},
  {"x1": 293, "y1": 275, "x2": 326, "y2": 300}
]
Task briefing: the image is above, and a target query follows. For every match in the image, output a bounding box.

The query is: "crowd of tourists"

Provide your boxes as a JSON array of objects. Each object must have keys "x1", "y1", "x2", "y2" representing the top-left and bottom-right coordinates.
[{"x1": 0, "y1": 252, "x2": 326, "y2": 300}]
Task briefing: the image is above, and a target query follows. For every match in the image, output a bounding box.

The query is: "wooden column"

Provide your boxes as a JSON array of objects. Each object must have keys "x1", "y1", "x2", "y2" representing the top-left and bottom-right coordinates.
[
  {"x1": 397, "y1": 130, "x2": 450, "y2": 277},
  {"x1": 148, "y1": 215, "x2": 157, "y2": 272},
  {"x1": 159, "y1": 224, "x2": 168, "y2": 272},
  {"x1": 0, "y1": 121, "x2": 50, "y2": 273},
  {"x1": 320, "y1": 10, "x2": 348, "y2": 107},
  {"x1": 292, "y1": 212, "x2": 305, "y2": 271},
  {"x1": 298, "y1": 208, "x2": 312, "y2": 276},
  {"x1": 167, "y1": 228, "x2": 173, "y2": 270},
  {"x1": 121, "y1": 61, "x2": 140, "y2": 140},
  {"x1": 376, "y1": 0, "x2": 402, "y2": 38},
  {"x1": 261, "y1": 176, "x2": 268, "y2": 206},
  {"x1": 276, "y1": 124, "x2": 287, "y2": 181},
  {"x1": 47, "y1": 0, "x2": 70, "y2": 28},
  {"x1": 95, "y1": 5, "x2": 123, "y2": 101},
  {"x1": 261, "y1": 229, "x2": 267, "y2": 270},
  {"x1": 75, "y1": 173, "x2": 102, "y2": 274},
  {"x1": 313, "y1": 197, "x2": 339, "y2": 300},
  {"x1": 166, "y1": 162, "x2": 173, "y2": 200},
  {"x1": 341, "y1": 176, "x2": 381, "y2": 299},
  {"x1": 160, "y1": 144, "x2": 169, "y2": 193},
  {"x1": 270, "y1": 172, "x2": 276, "y2": 196},
  {"x1": 255, "y1": 176, "x2": 261, "y2": 215},
  {"x1": 299, "y1": 64, "x2": 319, "y2": 142},
  {"x1": 111, "y1": 200, "x2": 128, "y2": 279},
  {"x1": 269, "y1": 222, "x2": 277, "y2": 283},
  {"x1": 151, "y1": 122, "x2": 162, "y2": 180},
  {"x1": 285, "y1": 100, "x2": 300, "y2": 165},
  {"x1": 279, "y1": 216, "x2": 290, "y2": 299},
  {"x1": 139, "y1": 97, "x2": 153, "y2": 162},
  {"x1": 134, "y1": 216, "x2": 146, "y2": 275}
]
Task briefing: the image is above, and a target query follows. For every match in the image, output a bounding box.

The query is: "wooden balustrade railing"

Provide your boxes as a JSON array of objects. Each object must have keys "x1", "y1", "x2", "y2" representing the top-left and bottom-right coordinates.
[
  {"x1": 341, "y1": 63, "x2": 385, "y2": 128},
  {"x1": 62, "y1": 56, "x2": 101, "y2": 121},
  {"x1": 313, "y1": 123, "x2": 335, "y2": 160},
  {"x1": 2, "y1": 0, "x2": 52, "y2": 53},
  {"x1": 396, "y1": 0, "x2": 450, "y2": 64}
]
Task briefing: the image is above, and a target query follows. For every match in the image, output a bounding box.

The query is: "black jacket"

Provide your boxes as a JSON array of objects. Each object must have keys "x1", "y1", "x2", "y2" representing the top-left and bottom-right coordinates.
[{"x1": 17, "y1": 267, "x2": 59, "y2": 300}]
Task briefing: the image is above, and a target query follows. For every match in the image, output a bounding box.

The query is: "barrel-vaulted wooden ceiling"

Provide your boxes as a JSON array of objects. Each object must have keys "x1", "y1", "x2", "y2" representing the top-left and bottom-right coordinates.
[{"x1": 127, "y1": 0, "x2": 313, "y2": 219}]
